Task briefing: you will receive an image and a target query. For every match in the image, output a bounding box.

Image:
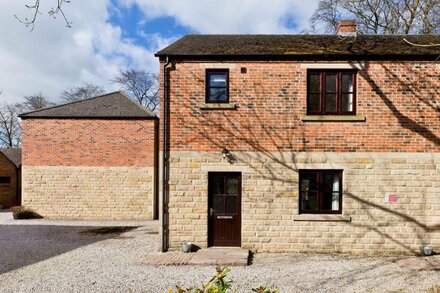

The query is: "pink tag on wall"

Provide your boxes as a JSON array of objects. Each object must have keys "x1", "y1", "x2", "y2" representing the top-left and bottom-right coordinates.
[{"x1": 385, "y1": 193, "x2": 398, "y2": 203}]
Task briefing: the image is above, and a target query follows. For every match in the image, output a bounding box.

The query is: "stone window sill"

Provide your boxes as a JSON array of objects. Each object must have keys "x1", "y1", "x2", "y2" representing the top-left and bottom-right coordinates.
[
  {"x1": 293, "y1": 214, "x2": 351, "y2": 222},
  {"x1": 301, "y1": 115, "x2": 366, "y2": 122},
  {"x1": 199, "y1": 103, "x2": 237, "y2": 110}
]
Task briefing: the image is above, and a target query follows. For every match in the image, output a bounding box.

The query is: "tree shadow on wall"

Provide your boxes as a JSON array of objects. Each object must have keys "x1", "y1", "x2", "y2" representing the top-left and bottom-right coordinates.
[{"x1": 166, "y1": 61, "x2": 440, "y2": 255}]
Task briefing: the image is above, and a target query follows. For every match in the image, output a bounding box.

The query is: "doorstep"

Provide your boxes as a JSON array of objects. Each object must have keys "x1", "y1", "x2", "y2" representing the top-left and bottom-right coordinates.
[{"x1": 141, "y1": 247, "x2": 249, "y2": 266}]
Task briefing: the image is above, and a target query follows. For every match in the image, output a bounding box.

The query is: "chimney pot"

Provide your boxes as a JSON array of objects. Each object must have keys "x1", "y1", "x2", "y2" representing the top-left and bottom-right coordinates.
[{"x1": 336, "y1": 20, "x2": 357, "y2": 36}]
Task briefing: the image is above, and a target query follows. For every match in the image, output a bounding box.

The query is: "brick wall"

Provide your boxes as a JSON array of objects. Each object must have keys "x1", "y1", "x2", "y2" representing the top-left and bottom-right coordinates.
[
  {"x1": 0, "y1": 154, "x2": 18, "y2": 208},
  {"x1": 22, "y1": 118, "x2": 157, "y2": 219},
  {"x1": 161, "y1": 60, "x2": 440, "y2": 254},
  {"x1": 164, "y1": 61, "x2": 439, "y2": 152},
  {"x1": 22, "y1": 119, "x2": 156, "y2": 167}
]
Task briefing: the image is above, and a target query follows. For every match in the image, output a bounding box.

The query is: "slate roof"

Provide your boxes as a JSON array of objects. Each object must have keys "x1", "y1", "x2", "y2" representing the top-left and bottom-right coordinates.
[
  {"x1": 19, "y1": 92, "x2": 157, "y2": 119},
  {"x1": 0, "y1": 148, "x2": 22, "y2": 167},
  {"x1": 155, "y1": 34, "x2": 440, "y2": 59}
]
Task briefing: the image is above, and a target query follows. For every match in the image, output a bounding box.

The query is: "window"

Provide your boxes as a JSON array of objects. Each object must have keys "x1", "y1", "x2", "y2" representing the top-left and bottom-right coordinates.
[
  {"x1": 206, "y1": 69, "x2": 229, "y2": 103},
  {"x1": 307, "y1": 70, "x2": 356, "y2": 115},
  {"x1": 0, "y1": 176, "x2": 11, "y2": 184},
  {"x1": 299, "y1": 170, "x2": 342, "y2": 214}
]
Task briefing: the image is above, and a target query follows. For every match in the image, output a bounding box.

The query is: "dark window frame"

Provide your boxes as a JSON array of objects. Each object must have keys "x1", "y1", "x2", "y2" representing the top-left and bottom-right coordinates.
[
  {"x1": 0, "y1": 176, "x2": 11, "y2": 185},
  {"x1": 307, "y1": 70, "x2": 357, "y2": 115},
  {"x1": 205, "y1": 69, "x2": 229, "y2": 103},
  {"x1": 299, "y1": 170, "x2": 343, "y2": 214}
]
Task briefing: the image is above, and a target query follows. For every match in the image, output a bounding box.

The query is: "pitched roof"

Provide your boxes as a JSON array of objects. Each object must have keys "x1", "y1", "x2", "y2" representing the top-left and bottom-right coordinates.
[
  {"x1": 155, "y1": 34, "x2": 440, "y2": 60},
  {"x1": 19, "y1": 91, "x2": 157, "y2": 119},
  {"x1": 0, "y1": 148, "x2": 21, "y2": 167}
]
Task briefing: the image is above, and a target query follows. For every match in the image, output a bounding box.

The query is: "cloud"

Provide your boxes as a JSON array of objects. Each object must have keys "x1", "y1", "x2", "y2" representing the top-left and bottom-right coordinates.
[
  {"x1": 0, "y1": 0, "x2": 167, "y2": 104},
  {"x1": 122, "y1": 0, "x2": 320, "y2": 34},
  {"x1": 0, "y1": 0, "x2": 320, "y2": 104}
]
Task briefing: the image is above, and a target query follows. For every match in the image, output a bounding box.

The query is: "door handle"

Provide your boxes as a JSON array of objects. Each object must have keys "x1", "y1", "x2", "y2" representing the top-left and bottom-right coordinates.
[{"x1": 210, "y1": 208, "x2": 214, "y2": 217}]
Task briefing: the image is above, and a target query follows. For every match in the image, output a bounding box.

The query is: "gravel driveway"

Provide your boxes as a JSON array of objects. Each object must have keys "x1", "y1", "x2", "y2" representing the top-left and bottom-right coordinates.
[{"x1": 0, "y1": 210, "x2": 439, "y2": 293}]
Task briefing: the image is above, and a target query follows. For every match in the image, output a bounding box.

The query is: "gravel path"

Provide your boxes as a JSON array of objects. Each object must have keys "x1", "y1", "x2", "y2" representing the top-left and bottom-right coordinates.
[{"x1": 0, "y1": 211, "x2": 439, "y2": 293}]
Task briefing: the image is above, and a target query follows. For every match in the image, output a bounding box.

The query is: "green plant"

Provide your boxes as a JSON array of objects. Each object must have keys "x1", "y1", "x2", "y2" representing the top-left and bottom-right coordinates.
[
  {"x1": 167, "y1": 267, "x2": 278, "y2": 293},
  {"x1": 10, "y1": 206, "x2": 43, "y2": 219},
  {"x1": 252, "y1": 286, "x2": 279, "y2": 293}
]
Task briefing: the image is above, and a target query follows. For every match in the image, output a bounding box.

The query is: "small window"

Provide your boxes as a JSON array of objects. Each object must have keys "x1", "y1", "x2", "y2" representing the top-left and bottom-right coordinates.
[
  {"x1": 206, "y1": 69, "x2": 229, "y2": 103},
  {"x1": 0, "y1": 176, "x2": 11, "y2": 184},
  {"x1": 307, "y1": 70, "x2": 356, "y2": 115},
  {"x1": 299, "y1": 170, "x2": 342, "y2": 214}
]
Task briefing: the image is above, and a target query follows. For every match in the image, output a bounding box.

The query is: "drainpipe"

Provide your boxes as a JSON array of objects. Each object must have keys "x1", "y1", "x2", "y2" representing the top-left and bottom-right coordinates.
[
  {"x1": 161, "y1": 56, "x2": 171, "y2": 252},
  {"x1": 16, "y1": 165, "x2": 20, "y2": 206}
]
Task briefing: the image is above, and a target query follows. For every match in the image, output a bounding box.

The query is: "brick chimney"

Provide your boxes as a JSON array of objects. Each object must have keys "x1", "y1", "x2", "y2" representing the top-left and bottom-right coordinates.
[{"x1": 336, "y1": 20, "x2": 357, "y2": 36}]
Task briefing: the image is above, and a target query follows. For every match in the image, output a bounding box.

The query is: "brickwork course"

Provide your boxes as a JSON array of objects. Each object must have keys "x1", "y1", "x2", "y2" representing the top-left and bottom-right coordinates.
[
  {"x1": 157, "y1": 31, "x2": 440, "y2": 255},
  {"x1": 20, "y1": 92, "x2": 158, "y2": 220}
]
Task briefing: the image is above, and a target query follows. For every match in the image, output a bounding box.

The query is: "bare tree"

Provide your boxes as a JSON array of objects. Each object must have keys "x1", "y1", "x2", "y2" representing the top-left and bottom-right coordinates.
[
  {"x1": 0, "y1": 102, "x2": 21, "y2": 148},
  {"x1": 311, "y1": 0, "x2": 440, "y2": 34},
  {"x1": 15, "y1": 0, "x2": 71, "y2": 31},
  {"x1": 60, "y1": 83, "x2": 105, "y2": 103},
  {"x1": 16, "y1": 93, "x2": 54, "y2": 112},
  {"x1": 112, "y1": 69, "x2": 160, "y2": 113}
]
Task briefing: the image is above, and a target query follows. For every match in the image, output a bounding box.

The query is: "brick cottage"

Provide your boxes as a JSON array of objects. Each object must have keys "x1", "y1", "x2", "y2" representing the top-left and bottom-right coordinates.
[
  {"x1": 20, "y1": 92, "x2": 159, "y2": 220},
  {"x1": 0, "y1": 148, "x2": 21, "y2": 208},
  {"x1": 156, "y1": 21, "x2": 440, "y2": 254}
]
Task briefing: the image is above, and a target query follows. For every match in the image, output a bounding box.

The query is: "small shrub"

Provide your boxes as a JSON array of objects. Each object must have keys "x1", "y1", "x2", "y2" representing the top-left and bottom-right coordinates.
[
  {"x1": 167, "y1": 266, "x2": 278, "y2": 293},
  {"x1": 10, "y1": 206, "x2": 43, "y2": 220},
  {"x1": 252, "y1": 286, "x2": 279, "y2": 293}
]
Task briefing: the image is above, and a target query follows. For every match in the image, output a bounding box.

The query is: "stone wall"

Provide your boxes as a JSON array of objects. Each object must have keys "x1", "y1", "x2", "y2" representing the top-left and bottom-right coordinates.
[
  {"x1": 22, "y1": 166, "x2": 154, "y2": 220},
  {"x1": 168, "y1": 151, "x2": 440, "y2": 255},
  {"x1": 0, "y1": 154, "x2": 18, "y2": 208}
]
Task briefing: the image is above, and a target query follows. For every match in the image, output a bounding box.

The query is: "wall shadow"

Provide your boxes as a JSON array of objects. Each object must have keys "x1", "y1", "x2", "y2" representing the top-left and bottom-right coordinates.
[{"x1": 0, "y1": 224, "x2": 138, "y2": 274}]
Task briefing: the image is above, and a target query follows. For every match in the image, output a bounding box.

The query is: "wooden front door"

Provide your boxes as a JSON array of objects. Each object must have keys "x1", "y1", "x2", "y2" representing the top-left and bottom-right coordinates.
[{"x1": 208, "y1": 172, "x2": 241, "y2": 247}]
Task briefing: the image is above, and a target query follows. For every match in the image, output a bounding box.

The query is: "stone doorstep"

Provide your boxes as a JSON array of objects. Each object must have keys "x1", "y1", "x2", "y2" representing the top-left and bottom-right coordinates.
[{"x1": 141, "y1": 247, "x2": 250, "y2": 266}]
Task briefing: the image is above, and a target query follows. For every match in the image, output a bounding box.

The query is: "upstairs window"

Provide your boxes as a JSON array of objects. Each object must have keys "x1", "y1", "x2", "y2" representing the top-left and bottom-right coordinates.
[
  {"x1": 307, "y1": 70, "x2": 356, "y2": 115},
  {"x1": 299, "y1": 170, "x2": 342, "y2": 214},
  {"x1": 206, "y1": 69, "x2": 229, "y2": 103}
]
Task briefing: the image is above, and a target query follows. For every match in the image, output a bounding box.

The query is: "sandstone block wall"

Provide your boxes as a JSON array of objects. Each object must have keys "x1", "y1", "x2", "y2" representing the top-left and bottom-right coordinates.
[
  {"x1": 168, "y1": 152, "x2": 440, "y2": 255},
  {"x1": 22, "y1": 166, "x2": 154, "y2": 220}
]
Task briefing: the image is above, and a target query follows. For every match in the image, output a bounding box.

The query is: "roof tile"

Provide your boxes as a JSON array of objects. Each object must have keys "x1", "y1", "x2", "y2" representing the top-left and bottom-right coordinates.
[{"x1": 19, "y1": 92, "x2": 157, "y2": 119}]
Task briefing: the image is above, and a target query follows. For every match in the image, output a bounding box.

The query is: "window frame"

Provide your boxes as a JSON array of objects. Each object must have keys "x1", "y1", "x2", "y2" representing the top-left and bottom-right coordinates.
[
  {"x1": 299, "y1": 170, "x2": 343, "y2": 214},
  {"x1": 0, "y1": 176, "x2": 11, "y2": 185},
  {"x1": 307, "y1": 70, "x2": 357, "y2": 115},
  {"x1": 205, "y1": 69, "x2": 229, "y2": 104}
]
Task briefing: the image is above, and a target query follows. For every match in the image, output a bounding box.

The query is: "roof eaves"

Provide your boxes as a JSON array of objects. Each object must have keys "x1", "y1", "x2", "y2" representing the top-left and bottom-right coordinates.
[
  {"x1": 19, "y1": 115, "x2": 158, "y2": 120},
  {"x1": 154, "y1": 53, "x2": 440, "y2": 61}
]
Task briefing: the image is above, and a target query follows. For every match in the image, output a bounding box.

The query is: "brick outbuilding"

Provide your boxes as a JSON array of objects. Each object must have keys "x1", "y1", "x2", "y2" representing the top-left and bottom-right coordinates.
[
  {"x1": 0, "y1": 148, "x2": 21, "y2": 209},
  {"x1": 20, "y1": 92, "x2": 158, "y2": 220}
]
